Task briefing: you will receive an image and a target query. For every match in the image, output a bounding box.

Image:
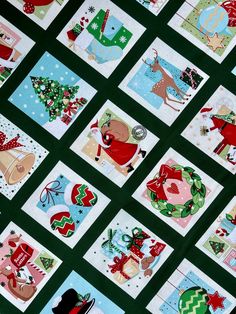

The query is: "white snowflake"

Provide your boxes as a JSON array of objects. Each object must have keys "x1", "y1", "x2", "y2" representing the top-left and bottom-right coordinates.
[
  {"x1": 55, "y1": 64, "x2": 59, "y2": 69},
  {"x1": 32, "y1": 112, "x2": 35, "y2": 115},
  {"x1": 30, "y1": 95, "x2": 34, "y2": 98},
  {"x1": 35, "y1": 100, "x2": 39, "y2": 103},
  {"x1": 46, "y1": 53, "x2": 50, "y2": 57},
  {"x1": 40, "y1": 66, "x2": 45, "y2": 71},
  {"x1": 19, "y1": 93, "x2": 22, "y2": 97},
  {"x1": 9, "y1": 97, "x2": 13, "y2": 101},
  {"x1": 71, "y1": 77, "x2": 75, "y2": 81},
  {"x1": 50, "y1": 72, "x2": 54, "y2": 76},
  {"x1": 24, "y1": 84, "x2": 28, "y2": 89},
  {"x1": 119, "y1": 36, "x2": 127, "y2": 43},
  {"x1": 91, "y1": 22, "x2": 98, "y2": 30},
  {"x1": 65, "y1": 71, "x2": 68, "y2": 75},
  {"x1": 23, "y1": 104, "x2": 27, "y2": 108},
  {"x1": 60, "y1": 77, "x2": 64, "y2": 81},
  {"x1": 40, "y1": 113, "x2": 44, "y2": 117}
]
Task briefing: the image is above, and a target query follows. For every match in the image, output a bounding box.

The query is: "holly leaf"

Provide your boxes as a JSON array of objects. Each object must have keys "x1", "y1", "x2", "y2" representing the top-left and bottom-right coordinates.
[
  {"x1": 191, "y1": 185, "x2": 198, "y2": 196},
  {"x1": 150, "y1": 191, "x2": 157, "y2": 202},
  {"x1": 198, "y1": 197, "x2": 205, "y2": 208},
  {"x1": 10, "y1": 248, "x2": 13, "y2": 255},
  {"x1": 199, "y1": 184, "x2": 206, "y2": 197},
  {"x1": 172, "y1": 164, "x2": 182, "y2": 170},
  {"x1": 160, "y1": 208, "x2": 172, "y2": 217},
  {"x1": 194, "y1": 179, "x2": 202, "y2": 189},
  {"x1": 166, "y1": 203, "x2": 174, "y2": 210},
  {"x1": 191, "y1": 173, "x2": 201, "y2": 181},
  {"x1": 226, "y1": 214, "x2": 233, "y2": 221},
  {"x1": 75, "y1": 301, "x2": 83, "y2": 307},
  {"x1": 182, "y1": 172, "x2": 191, "y2": 180},
  {"x1": 77, "y1": 293, "x2": 84, "y2": 301},
  {"x1": 157, "y1": 201, "x2": 167, "y2": 210},
  {"x1": 184, "y1": 166, "x2": 195, "y2": 173},
  {"x1": 171, "y1": 209, "x2": 182, "y2": 218},
  {"x1": 181, "y1": 206, "x2": 191, "y2": 218},
  {"x1": 84, "y1": 293, "x2": 91, "y2": 301},
  {"x1": 191, "y1": 203, "x2": 200, "y2": 215},
  {"x1": 193, "y1": 193, "x2": 200, "y2": 204}
]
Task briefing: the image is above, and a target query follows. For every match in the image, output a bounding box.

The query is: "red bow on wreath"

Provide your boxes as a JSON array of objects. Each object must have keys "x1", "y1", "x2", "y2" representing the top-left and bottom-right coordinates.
[
  {"x1": 108, "y1": 253, "x2": 131, "y2": 280},
  {"x1": 0, "y1": 131, "x2": 24, "y2": 151},
  {"x1": 146, "y1": 164, "x2": 182, "y2": 202}
]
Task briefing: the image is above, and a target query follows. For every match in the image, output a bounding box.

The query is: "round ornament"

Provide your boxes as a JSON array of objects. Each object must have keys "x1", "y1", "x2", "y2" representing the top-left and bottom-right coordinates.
[
  {"x1": 178, "y1": 287, "x2": 210, "y2": 314},
  {"x1": 47, "y1": 205, "x2": 75, "y2": 238},
  {"x1": 198, "y1": 5, "x2": 229, "y2": 35},
  {"x1": 64, "y1": 183, "x2": 98, "y2": 207},
  {"x1": 132, "y1": 125, "x2": 147, "y2": 141}
]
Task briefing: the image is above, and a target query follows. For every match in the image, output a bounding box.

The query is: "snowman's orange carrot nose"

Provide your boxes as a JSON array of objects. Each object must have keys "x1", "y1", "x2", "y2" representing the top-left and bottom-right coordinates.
[{"x1": 100, "y1": 9, "x2": 110, "y2": 39}]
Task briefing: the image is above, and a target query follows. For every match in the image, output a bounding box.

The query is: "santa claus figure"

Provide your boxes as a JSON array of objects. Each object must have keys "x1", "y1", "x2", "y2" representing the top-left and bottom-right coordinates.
[
  {"x1": 90, "y1": 119, "x2": 146, "y2": 173},
  {"x1": 200, "y1": 107, "x2": 236, "y2": 156},
  {"x1": 0, "y1": 44, "x2": 17, "y2": 69}
]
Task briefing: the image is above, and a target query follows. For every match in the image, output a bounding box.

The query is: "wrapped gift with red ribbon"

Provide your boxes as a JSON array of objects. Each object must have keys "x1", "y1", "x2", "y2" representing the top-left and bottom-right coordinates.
[
  {"x1": 122, "y1": 227, "x2": 150, "y2": 259},
  {"x1": 63, "y1": 102, "x2": 78, "y2": 117},
  {"x1": 149, "y1": 242, "x2": 166, "y2": 257},
  {"x1": 61, "y1": 114, "x2": 72, "y2": 125},
  {"x1": 108, "y1": 253, "x2": 139, "y2": 284}
]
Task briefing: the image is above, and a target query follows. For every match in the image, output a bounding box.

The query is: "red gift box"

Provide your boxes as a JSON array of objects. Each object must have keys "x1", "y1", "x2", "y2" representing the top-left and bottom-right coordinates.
[
  {"x1": 149, "y1": 242, "x2": 166, "y2": 257},
  {"x1": 123, "y1": 228, "x2": 150, "y2": 259},
  {"x1": 61, "y1": 114, "x2": 72, "y2": 125}
]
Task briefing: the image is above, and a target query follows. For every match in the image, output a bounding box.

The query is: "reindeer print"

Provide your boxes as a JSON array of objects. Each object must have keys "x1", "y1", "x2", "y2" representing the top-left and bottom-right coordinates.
[
  {"x1": 142, "y1": 49, "x2": 191, "y2": 112},
  {"x1": 119, "y1": 36, "x2": 207, "y2": 126}
]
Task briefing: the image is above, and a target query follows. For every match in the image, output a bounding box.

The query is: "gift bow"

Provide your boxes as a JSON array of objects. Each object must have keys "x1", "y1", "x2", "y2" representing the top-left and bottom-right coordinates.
[
  {"x1": 0, "y1": 131, "x2": 23, "y2": 152},
  {"x1": 40, "y1": 180, "x2": 64, "y2": 206},
  {"x1": 122, "y1": 227, "x2": 147, "y2": 250},
  {"x1": 64, "y1": 102, "x2": 78, "y2": 116},
  {"x1": 101, "y1": 229, "x2": 123, "y2": 255},
  {"x1": 146, "y1": 164, "x2": 182, "y2": 202},
  {"x1": 108, "y1": 254, "x2": 138, "y2": 280}
]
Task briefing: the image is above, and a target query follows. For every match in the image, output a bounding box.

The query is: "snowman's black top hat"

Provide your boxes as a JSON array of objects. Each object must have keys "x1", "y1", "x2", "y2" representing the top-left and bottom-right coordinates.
[{"x1": 52, "y1": 288, "x2": 95, "y2": 314}]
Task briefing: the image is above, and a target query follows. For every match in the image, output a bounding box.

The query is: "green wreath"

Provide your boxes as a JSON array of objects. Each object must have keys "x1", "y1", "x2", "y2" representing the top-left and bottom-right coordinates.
[{"x1": 148, "y1": 165, "x2": 206, "y2": 218}]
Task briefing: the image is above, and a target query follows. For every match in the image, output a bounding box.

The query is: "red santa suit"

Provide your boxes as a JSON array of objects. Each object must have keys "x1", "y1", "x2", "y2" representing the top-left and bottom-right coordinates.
[
  {"x1": 209, "y1": 116, "x2": 236, "y2": 155},
  {"x1": 0, "y1": 44, "x2": 16, "y2": 68},
  {"x1": 91, "y1": 121, "x2": 140, "y2": 168},
  {"x1": 201, "y1": 108, "x2": 236, "y2": 155}
]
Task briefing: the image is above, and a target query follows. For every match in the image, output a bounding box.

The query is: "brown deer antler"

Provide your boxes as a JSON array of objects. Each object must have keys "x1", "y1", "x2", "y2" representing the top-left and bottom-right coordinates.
[
  {"x1": 142, "y1": 58, "x2": 152, "y2": 67},
  {"x1": 152, "y1": 48, "x2": 158, "y2": 61}
]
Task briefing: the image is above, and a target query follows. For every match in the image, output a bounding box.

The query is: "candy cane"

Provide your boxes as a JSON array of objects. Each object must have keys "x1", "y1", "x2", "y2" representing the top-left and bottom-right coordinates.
[
  {"x1": 80, "y1": 16, "x2": 89, "y2": 28},
  {"x1": 27, "y1": 261, "x2": 46, "y2": 276},
  {"x1": 181, "y1": 68, "x2": 198, "y2": 89},
  {"x1": 215, "y1": 227, "x2": 228, "y2": 237}
]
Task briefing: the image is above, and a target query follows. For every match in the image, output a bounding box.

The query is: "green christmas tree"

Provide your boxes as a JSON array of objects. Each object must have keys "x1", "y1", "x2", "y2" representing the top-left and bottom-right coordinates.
[
  {"x1": 40, "y1": 256, "x2": 54, "y2": 270},
  {"x1": 209, "y1": 240, "x2": 225, "y2": 255},
  {"x1": 30, "y1": 76, "x2": 80, "y2": 122}
]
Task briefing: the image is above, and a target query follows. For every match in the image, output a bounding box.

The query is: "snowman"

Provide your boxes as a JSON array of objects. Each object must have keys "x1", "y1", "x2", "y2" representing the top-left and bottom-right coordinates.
[{"x1": 52, "y1": 289, "x2": 104, "y2": 314}]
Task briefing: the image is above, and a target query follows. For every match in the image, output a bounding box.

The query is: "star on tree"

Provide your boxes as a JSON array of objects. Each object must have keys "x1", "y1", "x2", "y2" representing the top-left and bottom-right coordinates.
[
  {"x1": 207, "y1": 291, "x2": 225, "y2": 311},
  {"x1": 206, "y1": 33, "x2": 225, "y2": 52}
]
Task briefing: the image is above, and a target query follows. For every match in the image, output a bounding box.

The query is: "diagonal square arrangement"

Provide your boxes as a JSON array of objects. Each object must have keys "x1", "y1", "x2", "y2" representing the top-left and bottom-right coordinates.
[{"x1": 0, "y1": 0, "x2": 235, "y2": 313}]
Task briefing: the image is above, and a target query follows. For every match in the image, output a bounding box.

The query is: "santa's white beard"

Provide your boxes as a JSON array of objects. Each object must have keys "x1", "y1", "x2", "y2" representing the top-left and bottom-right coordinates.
[{"x1": 91, "y1": 128, "x2": 110, "y2": 148}]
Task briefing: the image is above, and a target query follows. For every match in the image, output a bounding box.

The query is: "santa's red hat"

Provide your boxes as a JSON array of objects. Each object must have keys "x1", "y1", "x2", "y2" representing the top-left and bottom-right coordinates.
[
  {"x1": 90, "y1": 120, "x2": 99, "y2": 129},
  {"x1": 200, "y1": 107, "x2": 213, "y2": 113}
]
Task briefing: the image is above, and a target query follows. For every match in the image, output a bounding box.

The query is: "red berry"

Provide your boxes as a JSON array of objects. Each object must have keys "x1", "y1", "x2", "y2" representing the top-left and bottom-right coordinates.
[{"x1": 23, "y1": 2, "x2": 35, "y2": 14}]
